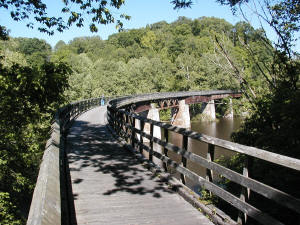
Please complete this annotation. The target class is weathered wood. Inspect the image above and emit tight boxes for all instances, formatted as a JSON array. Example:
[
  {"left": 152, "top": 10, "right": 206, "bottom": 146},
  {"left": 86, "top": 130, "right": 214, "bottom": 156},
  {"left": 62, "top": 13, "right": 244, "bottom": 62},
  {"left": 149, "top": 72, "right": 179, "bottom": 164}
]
[
  {"left": 238, "top": 156, "right": 251, "bottom": 224},
  {"left": 27, "top": 97, "right": 102, "bottom": 225},
  {"left": 163, "top": 129, "right": 169, "bottom": 172},
  {"left": 136, "top": 141, "right": 284, "bottom": 225},
  {"left": 121, "top": 138, "right": 238, "bottom": 225},
  {"left": 131, "top": 117, "right": 136, "bottom": 148},
  {"left": 107, "top": 91, "right": 300, "bottom": 225},
  {"left": 129, "top": 125, "right": 300, "bottom": 215},
  {"left": 181, "top": 135, "right": 188, "bottom": 184},
  {"left": 67, "top": 107, "right": 213, "bottom": 225},
  {"left": 206, "top": 144, "right": 215, "bottom": 197},
  {"left": 125, "top": 114, "right": 129, "bottom": 142},
  {"left": 206, "top": 144, "right": 215, "bottom": 182},
  {"left": 140, "top": 120, "right": 145, "bottom": 154},
  {"left": 149, "top": 123, "right": 154, "bottom": 162},
  {"left": 125, "top": 111, "right": 300, "bottom": 171}
]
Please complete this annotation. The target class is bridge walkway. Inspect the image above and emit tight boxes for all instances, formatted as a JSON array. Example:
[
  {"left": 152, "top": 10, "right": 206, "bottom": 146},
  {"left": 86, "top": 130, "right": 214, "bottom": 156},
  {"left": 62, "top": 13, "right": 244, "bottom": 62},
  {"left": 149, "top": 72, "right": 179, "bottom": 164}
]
[{"left": 66, "top": 106, "right": 213, "bottom": 225}]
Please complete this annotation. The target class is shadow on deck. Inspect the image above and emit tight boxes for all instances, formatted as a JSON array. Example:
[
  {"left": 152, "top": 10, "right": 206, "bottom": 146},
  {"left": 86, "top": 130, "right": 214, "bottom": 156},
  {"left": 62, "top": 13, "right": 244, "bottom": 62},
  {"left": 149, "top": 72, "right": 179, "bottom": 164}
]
[{"left": 65, "top": 107, "right": 213, "bottom": 225}]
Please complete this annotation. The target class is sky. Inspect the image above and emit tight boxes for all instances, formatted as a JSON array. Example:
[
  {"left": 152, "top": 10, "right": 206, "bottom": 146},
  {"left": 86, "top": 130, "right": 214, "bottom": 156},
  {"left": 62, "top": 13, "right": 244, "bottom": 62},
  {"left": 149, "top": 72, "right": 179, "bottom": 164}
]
[{"left": 0, "top": 0, "right": 299, "bottom": 52}]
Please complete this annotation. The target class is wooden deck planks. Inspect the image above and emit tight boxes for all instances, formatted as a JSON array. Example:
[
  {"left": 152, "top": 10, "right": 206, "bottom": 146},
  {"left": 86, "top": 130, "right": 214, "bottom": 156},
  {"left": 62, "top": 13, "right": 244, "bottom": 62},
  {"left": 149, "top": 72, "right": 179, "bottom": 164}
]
[{"left": 66, "top": 106, "right": 213, "bottom": 225}]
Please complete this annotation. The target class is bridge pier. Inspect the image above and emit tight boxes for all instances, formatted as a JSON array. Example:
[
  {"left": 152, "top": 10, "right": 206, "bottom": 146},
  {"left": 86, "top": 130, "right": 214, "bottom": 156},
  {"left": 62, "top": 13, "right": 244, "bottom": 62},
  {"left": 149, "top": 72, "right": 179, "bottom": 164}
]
[
  {"left": 171, "top": 100, "right": 191, "bottom": 129},
  {"left": 201, "top": 100, "right": 216, "bottom": 121}
]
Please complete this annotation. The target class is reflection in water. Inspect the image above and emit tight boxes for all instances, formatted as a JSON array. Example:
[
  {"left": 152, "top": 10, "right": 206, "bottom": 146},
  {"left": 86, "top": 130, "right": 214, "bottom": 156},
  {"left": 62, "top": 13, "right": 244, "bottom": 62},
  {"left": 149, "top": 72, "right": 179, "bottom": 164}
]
[{"left": 167, "top": 117, "right": 242, "bottom": 193}]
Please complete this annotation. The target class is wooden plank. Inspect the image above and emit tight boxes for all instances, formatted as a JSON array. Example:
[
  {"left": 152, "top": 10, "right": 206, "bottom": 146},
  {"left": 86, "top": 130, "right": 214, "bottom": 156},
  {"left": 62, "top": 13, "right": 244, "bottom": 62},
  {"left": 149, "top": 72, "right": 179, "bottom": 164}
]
[
  {"left": 67, "top": 107, "right": 213, "bottom": 225},
  {"left": 149, "top": 123, "right": 154, "bottom": 162},
  {"left": 163, "top": 129, "right": 169, "bottom": 172},
  {"left": 130, "top": 125, "right": 300, "bottom": 214},
  {"left": 27, "top": 98, "right": 102, "bottom": 225},
  {"left": 124, "top": 111, "right": 300, "bottom": 171},
  {"left": 238, "top": 156, "right": 251, "bottom": 224},
  {"left": 131, "top": 117, "right": 136, "bottom": 149},
  {"left": 181, "top": 135, "right": 188, "bottom": 184},
  {"left": 140, "top": 120, "right": 145, "bottom": 154},
  {"left": 206, "top": 144, "right": 215, "bottom": 182},
  {"left": 136, "top": 143, "right": 284, "bottom": 225}
]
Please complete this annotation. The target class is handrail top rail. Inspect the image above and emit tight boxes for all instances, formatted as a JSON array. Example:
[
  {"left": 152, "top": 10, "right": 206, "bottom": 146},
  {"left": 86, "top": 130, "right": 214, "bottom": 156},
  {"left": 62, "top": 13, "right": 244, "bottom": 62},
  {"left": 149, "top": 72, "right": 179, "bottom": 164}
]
[
  {"left": 108, "top": 90, "right": 241, "bottom": 108},
  {"left": 120, "top": 110, "right": 300, "bottom": 171},
  {"left": 27, "top": 97, "right": 102, "bottom": 225},
  {"left": 107, "top": 91, "right": 300, "bottom": 172}
]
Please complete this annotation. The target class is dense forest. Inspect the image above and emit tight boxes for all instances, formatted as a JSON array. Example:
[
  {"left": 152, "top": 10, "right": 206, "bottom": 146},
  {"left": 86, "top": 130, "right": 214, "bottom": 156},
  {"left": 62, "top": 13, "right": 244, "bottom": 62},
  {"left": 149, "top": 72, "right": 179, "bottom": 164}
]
[
  {"left": 1, "top": 14, "right": 299, "bottom": 224},
  {"left": 55, "top": 16, "right": 271, "bottom": 102},
  {"left": 0, "top": 37, "right": 69, "bottom": 223}
]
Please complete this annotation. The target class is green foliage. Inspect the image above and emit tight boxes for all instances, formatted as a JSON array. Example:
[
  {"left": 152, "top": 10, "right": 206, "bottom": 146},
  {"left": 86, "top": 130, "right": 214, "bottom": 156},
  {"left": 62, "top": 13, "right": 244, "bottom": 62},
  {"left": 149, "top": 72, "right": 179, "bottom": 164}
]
[
  {"left": 0, "top": 37, "right": 70, "bottom": 223},
  {"left": 212, "top": 1, "right": 300, "bottom": 223},
  {"left": 232, "top": 83, "right": 300, "bottom": 158},
  {"left": 159, "top": 109, "right": 172, "bottom": 121},
  {"left": 54, "top": 17, "right": 270, "bottom": 104},
  {"left": 0, "top": 0, "right": 131, "bottom": 40},
  {"left": 1, "top": 0, "right": 298, "bottom": 223},
  {"left": 0, "top": 192, "right": 22, "bottom": 225},
  {"left": 0, "top": 15, "right": 287, "bottom": 224},
  {"left": 215, "top": 97, "right": 231, "bottom": 118}
]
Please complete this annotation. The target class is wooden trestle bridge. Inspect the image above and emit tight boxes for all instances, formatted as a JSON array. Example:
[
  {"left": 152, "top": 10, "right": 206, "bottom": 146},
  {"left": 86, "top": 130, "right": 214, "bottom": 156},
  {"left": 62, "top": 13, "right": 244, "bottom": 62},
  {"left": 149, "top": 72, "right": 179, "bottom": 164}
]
[{"left": 27, "top": 91, "right": 300, "bottom": 225}]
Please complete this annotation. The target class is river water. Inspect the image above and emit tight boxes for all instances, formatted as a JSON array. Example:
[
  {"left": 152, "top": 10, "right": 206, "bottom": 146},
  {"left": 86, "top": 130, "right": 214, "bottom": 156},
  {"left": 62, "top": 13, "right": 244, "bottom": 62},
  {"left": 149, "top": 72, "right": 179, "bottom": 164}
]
[{"left": 166, "top": 117, "right": 243, "bottom": 191}]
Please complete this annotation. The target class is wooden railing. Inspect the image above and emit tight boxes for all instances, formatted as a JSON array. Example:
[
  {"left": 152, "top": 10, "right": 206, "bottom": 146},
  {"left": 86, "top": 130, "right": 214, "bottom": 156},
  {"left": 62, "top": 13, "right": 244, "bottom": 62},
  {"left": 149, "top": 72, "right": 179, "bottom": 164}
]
[
  {"left": 27, "top": 98, "right": 102, "bottom": 225},
  {"left": 107, "top": 92, "right": 300, "bottom": 225}
]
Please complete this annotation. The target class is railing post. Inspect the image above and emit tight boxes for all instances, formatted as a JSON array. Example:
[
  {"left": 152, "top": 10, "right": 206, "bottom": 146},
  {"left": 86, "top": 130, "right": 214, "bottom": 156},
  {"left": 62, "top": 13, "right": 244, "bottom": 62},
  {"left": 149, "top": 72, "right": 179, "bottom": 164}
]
[
  {"left": 112, "top": 109, "right": 116, "bottom": 131},
  {"left": 121, "top": 113, "right": 125, "bottom": 138},
  {"left": 139, "top": 120, "right": 145, "bottom": 154},
  {"left": 123, "top": 114, "right": 127, "bottom": 139},
  {"left": 206, "top": 144, "right": 215, "bottom": 191},
  {"left": 149, "top": 123, "right": 154, "bottom": 162},
  {"left": 125, "top": 114, "right": 129, "bottom": 141},
  {"left": 163, "top": 129, "right": 169, "bottom": 172},
  {"left": 181, "top": 135, "right": 188, "bottom": 184},
  {"left": 238, "top": 156, "right": 252, "bottom": 224},
  {"left": 115, "top": 111, "right": 119, "bottom": 135},
  {"left": 115, "top": 110, "right": 119, "bottom": 133},
  {"left": 118, "top": 112, "right": 122, "bottom": 137},
  {"left": 131, "top": 117, "right": 136, "bottom": 149}
]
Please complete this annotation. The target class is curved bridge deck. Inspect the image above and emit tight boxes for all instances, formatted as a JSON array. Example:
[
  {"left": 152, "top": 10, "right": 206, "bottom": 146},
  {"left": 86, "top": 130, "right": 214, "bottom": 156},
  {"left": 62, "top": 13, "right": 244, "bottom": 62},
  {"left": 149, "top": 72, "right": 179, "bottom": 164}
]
[{"left": 66, "top": 106, "right": 213, "bottom": 225}]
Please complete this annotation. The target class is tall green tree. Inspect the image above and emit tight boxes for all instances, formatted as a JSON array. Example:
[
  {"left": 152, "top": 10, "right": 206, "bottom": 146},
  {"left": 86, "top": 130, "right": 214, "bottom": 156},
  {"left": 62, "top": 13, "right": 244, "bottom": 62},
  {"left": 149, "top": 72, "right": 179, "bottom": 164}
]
[
  {"left": 0, "top": 0, "right": 131, "bottom": 40},
  {"left": 0, "top": 37, "right": 70, "bottom": 224}
]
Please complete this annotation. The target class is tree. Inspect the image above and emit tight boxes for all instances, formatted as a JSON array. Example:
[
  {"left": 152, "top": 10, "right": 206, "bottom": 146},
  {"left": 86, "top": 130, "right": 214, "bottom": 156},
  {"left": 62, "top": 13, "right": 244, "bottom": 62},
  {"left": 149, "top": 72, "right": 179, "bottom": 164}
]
[
  {"left": 141, "top": 31, "right": 157, "bottom": 49},
  {"left": 0, "top": 0, "right": 207, "bottom": 41},
  {"left": 169, "top": 1, "right": 299, "bottom": 223},
  {"left": 54, "top": 40, "right": 66, "bottom": 51},
  {"left": 0, "top": 51, "right": 70, "bottom": 223},
  {"left": 0, "top": 0, "right": 131, "bottom": 40},
  {"left": 207, "top": 1, "right": 300, "bottom": 224}
]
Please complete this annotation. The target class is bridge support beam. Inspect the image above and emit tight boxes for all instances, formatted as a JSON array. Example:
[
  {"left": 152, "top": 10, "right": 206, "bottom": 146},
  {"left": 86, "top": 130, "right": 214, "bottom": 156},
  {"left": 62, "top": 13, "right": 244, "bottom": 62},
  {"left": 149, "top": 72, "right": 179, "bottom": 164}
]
[
  {"left": 201, "top": 100, "right": 216, "bottom": 121},
  {"left": 171, "top": 100, "right": 191, "bottom": 129}
]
